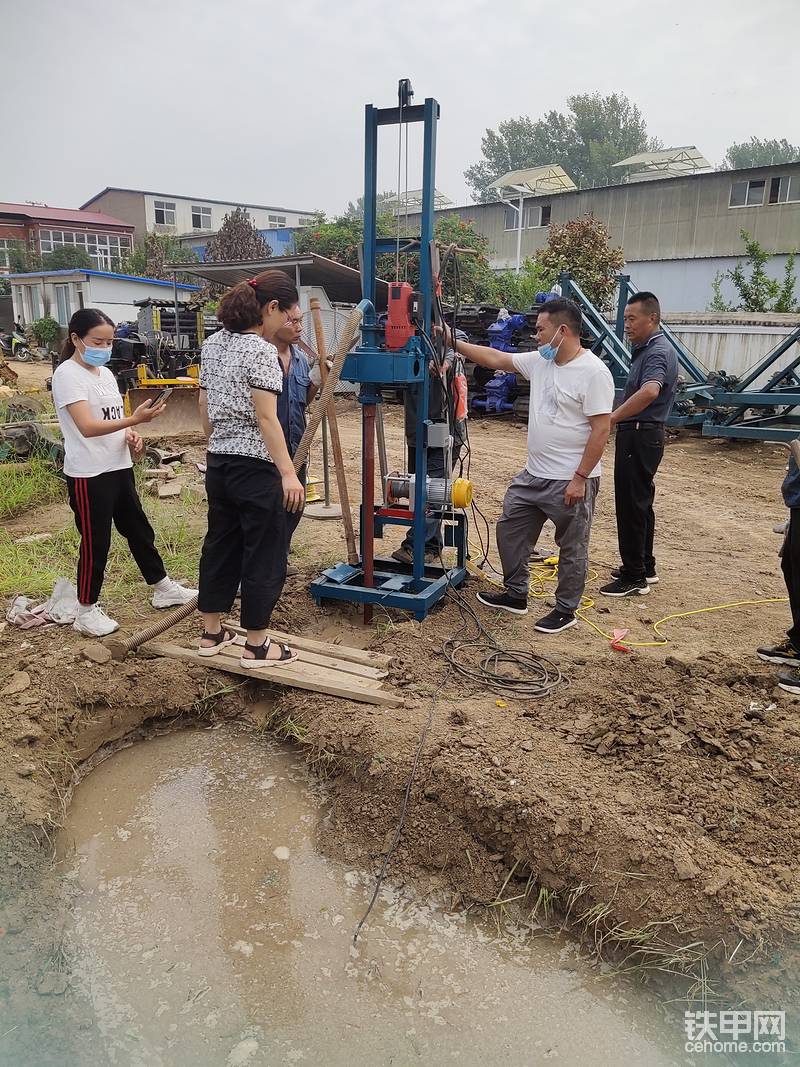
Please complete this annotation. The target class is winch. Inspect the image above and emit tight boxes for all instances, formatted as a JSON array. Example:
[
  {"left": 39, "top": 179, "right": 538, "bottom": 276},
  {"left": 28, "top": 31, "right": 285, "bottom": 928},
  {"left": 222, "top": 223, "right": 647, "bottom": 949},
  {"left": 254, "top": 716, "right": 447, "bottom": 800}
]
[{"left": 385, "top": 473, "right": 473, "bottom": 512}]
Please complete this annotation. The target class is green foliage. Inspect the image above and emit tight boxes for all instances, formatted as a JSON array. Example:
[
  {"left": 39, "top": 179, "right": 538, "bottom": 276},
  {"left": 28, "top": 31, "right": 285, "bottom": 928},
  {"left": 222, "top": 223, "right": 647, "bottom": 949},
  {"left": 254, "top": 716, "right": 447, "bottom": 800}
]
[
  {"left": 204, "top": 207, "right": 272, "bottom": 262},
  {"left": 8, "top": 242, "right": 40, "bottom": 273},
  {"left": 708, "top": 272, "right": 734, "bottom": 312},
  {"left": 537, "top": 214, "right": 625, "bottom": 310},
  {"left": 465, "top": 93, "right": 661, "bottom": 202},
  {"left": 41, "top": 247, "right": 93, "bottom": 270},
  {"left": 30, "top": 315, "right": 61, "bottom": 347},
  {"left": 118, "top": 233, "right": 199, "bottom": 282},
  {"left": 721, "top": 138, "right": 800, "bottom": 170},
  {"left": 713, "top": 230, "right": 799, "bottom": 313},
  {"left": 343, "top": 191, "right": 397, "bottom": 220},
  {"left": 294, "top": 212, "right": 395, "bottom": 270},
  {"left": 429, "top": 215, "right": 497, "bottom": 303},
  {"left": 0, "top": 456, "right": 63, "bottom": 521},
  {"left": 493, "top": 258, "right": 549, "bottom": 310},
  {"left": 296, "top": 212, "right": 497, "bottom": 303}
]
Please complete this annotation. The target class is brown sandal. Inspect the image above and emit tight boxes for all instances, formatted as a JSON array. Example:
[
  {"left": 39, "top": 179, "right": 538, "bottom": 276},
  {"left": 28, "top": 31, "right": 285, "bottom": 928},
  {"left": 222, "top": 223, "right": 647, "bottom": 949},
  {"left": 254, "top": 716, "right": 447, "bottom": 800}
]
[
  {"left": 198, "top": 627, "right": 237, "bottom": 657},
  {"left": 239, "top": 637, "right": 298, "bottom": 669}
]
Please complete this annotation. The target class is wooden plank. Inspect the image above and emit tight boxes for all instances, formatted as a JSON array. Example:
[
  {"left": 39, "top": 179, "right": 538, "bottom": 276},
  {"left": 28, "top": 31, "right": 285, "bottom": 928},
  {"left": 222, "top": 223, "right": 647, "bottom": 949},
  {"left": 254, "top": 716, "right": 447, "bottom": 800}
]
[
  {"left": 148, "top": 642, "right": 404, "bottom": 707},
  {"left": 221, "top": 621, "right": 392, "bottom": 669},
  {"left": 217, "top": 636, "right": 388, "bottom": 681}
]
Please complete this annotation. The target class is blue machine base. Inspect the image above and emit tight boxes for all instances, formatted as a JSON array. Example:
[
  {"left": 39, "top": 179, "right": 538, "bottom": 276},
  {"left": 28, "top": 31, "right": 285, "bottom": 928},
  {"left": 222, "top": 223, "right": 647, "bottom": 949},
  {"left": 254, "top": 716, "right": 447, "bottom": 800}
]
[{"left": 309, "top": 559, "right": 467, "bottom": 621}]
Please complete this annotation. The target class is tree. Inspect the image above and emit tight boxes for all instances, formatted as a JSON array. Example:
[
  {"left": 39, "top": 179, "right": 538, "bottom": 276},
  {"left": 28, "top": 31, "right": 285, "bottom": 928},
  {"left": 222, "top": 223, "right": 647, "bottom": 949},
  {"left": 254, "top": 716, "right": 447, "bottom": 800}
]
[
  {"left": 344, "top": 191, "right": 397, "bottom": 220},
  {"left": 30, "top": 316, "right": 61, "bottom": 348},
  {"left": 464, "top": 93, "right": 661, "bottom": 202},
  {"left": 204, "top": 207, "right": 272, "bottom": 262},
  {"left": 294, "top": 212, "right": 396, "bottom": 273},
  {"left": 537, "top": 214, "right": 625, "bottom": 310},
  {"left": 41, "top": 247, "right": 93, "bottom": 270},
  {"left": 493, "top": 258, "right": 549, "bottom": 311},
  {"left": 708, "top": 229, "right": 798, "bottom": 313},
  {"left": 118, "top": 233, "right": 198, "bottom": 282},
  {"left": 721, "top": 138, "right": 800, "bottom": 170}
]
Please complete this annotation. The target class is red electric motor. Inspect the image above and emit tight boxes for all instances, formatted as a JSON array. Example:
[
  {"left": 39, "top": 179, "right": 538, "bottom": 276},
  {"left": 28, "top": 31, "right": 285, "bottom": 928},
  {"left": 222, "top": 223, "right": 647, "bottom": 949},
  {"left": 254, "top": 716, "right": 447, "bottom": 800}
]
[{"left": 385, "top": 282, "right": 418, "bottom": 351}]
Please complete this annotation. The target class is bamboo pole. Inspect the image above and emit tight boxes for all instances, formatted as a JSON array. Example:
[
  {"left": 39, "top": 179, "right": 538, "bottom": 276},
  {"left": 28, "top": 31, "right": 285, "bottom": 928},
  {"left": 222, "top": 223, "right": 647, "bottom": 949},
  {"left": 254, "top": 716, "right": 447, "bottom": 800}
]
[{"left": 308, "top": 298, "right": 358, "bottom": 565}]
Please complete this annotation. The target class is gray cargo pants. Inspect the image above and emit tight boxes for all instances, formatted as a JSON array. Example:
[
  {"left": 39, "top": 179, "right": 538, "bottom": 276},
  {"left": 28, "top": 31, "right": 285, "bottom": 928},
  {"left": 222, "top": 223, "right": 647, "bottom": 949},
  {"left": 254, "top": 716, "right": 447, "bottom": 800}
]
[{"left": 496, "top": 470, "right": 599, "bottom": 613}]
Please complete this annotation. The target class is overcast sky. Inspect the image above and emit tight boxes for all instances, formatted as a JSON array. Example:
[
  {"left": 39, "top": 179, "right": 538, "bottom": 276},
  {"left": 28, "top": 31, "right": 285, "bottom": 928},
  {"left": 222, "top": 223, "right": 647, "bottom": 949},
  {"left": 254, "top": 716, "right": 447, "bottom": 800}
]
[{"left": 1, "top": 0, "right": 797, "bottom": 217}]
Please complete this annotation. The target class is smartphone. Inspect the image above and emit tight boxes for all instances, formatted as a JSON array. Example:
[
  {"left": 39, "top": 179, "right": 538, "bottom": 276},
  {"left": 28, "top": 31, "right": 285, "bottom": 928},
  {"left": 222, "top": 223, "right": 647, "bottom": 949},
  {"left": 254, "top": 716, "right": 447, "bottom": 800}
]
[{"left": 147, "top": 387, "right": 173, "bottom": 407}]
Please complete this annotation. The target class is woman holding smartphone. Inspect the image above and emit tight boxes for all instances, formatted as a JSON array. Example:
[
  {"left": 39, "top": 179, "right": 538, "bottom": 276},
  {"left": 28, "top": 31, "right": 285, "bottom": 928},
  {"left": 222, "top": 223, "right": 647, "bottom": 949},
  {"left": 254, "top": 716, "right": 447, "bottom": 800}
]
[
  {"left": 51, "top": 308, "right": 197, "bottom": 637},
  {"left": 197, "top": 270, "right": 304, "bottom": 669}
]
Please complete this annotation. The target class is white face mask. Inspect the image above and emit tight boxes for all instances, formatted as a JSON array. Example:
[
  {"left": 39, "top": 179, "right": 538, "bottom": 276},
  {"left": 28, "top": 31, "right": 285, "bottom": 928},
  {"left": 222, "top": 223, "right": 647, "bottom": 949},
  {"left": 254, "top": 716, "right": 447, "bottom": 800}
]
[{"left": 538, "top": 326, "right": 564, "bottom": 361}]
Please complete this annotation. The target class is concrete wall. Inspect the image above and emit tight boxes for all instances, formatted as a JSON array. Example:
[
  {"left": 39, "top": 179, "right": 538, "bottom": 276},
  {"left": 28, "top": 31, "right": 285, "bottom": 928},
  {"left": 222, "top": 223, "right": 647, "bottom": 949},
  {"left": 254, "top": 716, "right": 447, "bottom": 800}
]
[
  {"left": 624, "top": 255, "right": 795, "bottom": 313},
  {"left": 667, "top": 320, "right": 799, "bottom": 385},
  {"left": 10, "top": 274, "right": 198, "bottom": 327},
  {"left": 82, "top": 190, "right": 148, "bottom": 242},
  {"left": 87, "top": 275, "right": 197, "bottom": 323}
]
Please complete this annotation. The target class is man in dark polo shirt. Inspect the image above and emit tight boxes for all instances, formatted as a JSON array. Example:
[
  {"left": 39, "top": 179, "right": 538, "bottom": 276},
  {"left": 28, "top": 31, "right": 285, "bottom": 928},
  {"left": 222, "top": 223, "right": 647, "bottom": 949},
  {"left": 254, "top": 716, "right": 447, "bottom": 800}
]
[{"left": 600, "top": 291, "right": 678, "bottom": 597}]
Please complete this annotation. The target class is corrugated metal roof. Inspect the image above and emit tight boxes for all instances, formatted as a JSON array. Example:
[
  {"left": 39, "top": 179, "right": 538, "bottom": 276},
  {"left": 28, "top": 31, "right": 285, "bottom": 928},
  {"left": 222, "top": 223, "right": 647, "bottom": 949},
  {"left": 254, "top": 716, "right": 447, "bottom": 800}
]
[
  {"left": 0, "top": 202, "right": 134, "bottom": 229},
  {"left": 169, "top": 254, "right": 388, "bottom": 307}
]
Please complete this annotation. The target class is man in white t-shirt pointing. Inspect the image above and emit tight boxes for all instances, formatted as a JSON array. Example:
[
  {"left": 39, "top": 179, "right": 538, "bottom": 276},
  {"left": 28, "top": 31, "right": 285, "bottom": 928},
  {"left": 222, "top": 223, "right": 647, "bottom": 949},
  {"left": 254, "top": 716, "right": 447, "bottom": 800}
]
[{"left": 447, "top": 299, "right": 614, "bottom": 634}]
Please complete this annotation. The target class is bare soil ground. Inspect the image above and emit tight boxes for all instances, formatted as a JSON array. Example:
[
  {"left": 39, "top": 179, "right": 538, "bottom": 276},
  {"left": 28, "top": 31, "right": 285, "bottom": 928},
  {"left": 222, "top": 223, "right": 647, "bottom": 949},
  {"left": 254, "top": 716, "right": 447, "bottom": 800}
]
[{"left": 2, "top": 367, "right": 799, "bottom": 1058}]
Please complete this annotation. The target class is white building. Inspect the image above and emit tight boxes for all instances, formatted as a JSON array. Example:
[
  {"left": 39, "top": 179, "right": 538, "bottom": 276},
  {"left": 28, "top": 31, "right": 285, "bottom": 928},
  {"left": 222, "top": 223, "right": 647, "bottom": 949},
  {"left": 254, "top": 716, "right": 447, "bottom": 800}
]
[
  {"left": 79, "top": 187, "right": 317, "bottom": 243},
  {"left": 8, "top": 269, "right": 200, "bottom": 328}
]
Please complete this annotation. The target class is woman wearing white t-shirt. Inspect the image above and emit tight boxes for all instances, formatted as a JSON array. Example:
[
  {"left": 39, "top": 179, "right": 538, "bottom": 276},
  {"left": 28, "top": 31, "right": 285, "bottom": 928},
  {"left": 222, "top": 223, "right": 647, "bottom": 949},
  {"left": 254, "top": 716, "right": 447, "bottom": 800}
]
[{"left": 51, "top": 309, "right": 196, "bottom": 637}]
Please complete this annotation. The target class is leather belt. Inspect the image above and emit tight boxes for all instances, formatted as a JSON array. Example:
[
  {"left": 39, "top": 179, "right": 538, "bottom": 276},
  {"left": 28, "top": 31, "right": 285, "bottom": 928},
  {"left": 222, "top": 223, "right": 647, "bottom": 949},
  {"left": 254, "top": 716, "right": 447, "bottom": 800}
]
[{"left": 617, "top": 420, "right": 665, "bottom": 431}]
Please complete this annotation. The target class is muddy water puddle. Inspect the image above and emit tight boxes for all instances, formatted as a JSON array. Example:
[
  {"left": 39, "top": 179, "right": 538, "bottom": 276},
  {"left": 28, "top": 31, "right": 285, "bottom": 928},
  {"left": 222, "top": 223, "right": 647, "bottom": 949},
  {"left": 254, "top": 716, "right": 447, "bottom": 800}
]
[{"left": 56, "top": 726, "right": 702, "bottom": 1066}]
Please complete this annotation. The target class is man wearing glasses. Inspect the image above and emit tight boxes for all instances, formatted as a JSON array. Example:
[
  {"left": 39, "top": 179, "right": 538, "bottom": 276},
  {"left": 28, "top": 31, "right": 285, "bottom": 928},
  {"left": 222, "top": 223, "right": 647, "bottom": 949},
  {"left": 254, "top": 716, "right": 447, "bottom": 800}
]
[{"left": 272, "top": 306, "right": 318, "bottom": 568}]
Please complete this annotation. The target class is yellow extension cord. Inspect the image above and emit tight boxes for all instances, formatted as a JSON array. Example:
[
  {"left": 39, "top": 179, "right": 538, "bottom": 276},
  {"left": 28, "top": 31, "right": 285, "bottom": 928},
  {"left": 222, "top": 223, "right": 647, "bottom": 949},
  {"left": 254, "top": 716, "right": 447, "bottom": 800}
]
[{"left": 466, "top": 554, "right": 788, "bottom": 652}]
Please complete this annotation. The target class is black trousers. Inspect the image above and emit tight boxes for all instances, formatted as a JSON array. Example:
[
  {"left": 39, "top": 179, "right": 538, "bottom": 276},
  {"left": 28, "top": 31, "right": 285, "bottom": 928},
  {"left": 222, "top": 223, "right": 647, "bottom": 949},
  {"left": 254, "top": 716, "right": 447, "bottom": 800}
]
[
  {"left": 782, "top": 509, "right": 800, "bottom": 648},
  {"left": 614, "top": 426, "right": 665, "bottom": 581},
  {"left": 198, "top": 454, "right": 288, "bottom": 630},
  {"left": 66, "top": 468, "right": 166, "bottom": 606}
]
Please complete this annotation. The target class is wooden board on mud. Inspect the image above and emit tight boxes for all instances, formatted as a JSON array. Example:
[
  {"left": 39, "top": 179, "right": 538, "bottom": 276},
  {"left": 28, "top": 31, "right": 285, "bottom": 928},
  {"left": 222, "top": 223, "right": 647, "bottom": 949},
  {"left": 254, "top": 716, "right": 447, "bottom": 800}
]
[{"left": 147, "top": 628, "right": 402, "bottom": 708}]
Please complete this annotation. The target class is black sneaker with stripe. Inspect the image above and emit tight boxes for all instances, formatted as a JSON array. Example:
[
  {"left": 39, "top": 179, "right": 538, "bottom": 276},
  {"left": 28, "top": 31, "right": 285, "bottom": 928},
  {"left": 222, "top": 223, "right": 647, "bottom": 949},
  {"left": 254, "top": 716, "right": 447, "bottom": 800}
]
[{"left": 757, "top": 639, "right": 800, "bottom": 667}]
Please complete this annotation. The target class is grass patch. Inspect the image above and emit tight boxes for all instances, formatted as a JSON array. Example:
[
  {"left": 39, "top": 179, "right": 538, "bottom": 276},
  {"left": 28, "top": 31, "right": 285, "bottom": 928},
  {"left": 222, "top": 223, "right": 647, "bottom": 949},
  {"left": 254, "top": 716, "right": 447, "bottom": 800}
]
[
  {"left": 0, "top": 490, "right": 206, "bottom": 602},
  {"left": 0, "top": 458, "right": 64, "bottom": 520}
]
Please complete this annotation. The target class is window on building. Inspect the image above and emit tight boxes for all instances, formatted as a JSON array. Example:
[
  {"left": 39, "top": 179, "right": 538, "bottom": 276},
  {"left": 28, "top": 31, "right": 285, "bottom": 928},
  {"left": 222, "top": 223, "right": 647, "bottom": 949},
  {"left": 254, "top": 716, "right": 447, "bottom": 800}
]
[
  {"left": 524, "top": 204, "right": 552, "bottom": 228},
  {"left": 769, "top": 175, "right": 800, "bottom": 205},
  {"left": 0, "top": 238, "right": 23, "bottom": 268},
  {"left": 154, "top": 200, "right": 176, "bottom": 226},
  {"left": 27, "top": 286, "right": 42, "bottom": 321},
  {"left": 191, "top": 205, "right": 212, "bottom": 230},
  {"left": 54, "top": 284, "right": 71, "bottom": 326},
  {"left": 14, "top": 287, "right": 25, "bottom": 321},
  {"left": 503, "top": 205, "right": 520, "bottom": 231},
  {"left": 729, "top": 179, "right": 766, "bottom": 208},
  {"left": 297, "top": 216, "right": 315, "bottom": 226},
  {"left": 37, "top": 229, "right": 131, "bottom": 269},
  {"left": 268, "top": 214, "right": 287, "bottom": 228}
]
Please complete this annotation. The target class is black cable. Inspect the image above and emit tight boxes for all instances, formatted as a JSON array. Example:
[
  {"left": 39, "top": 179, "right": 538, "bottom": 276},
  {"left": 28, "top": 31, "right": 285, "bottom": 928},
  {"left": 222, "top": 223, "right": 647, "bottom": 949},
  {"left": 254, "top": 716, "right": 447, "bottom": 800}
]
[
  {"left": 434, "top": 542, "right": 565, "bottom": 699},
  {"left": 352, "top": 681, "right": 438, "bottom": 945}
]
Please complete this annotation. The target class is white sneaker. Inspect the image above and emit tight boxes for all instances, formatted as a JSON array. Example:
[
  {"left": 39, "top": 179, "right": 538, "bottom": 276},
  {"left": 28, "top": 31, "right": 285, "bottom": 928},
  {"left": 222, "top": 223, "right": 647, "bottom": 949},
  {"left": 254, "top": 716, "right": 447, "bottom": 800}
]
[
  {"left": 73, "top": 606, "right": 119, "bottom": 637},
  {"left": 151, "top": 578, "right": 198, "bottom": 609}
]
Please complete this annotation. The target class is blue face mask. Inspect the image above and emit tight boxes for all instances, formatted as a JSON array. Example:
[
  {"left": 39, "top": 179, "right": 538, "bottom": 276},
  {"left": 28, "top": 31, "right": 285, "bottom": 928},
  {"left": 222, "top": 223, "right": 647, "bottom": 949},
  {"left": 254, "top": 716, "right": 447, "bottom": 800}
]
[
  {"left": 538, "top": 327, "right": 563, "bottom": 362},
  {"left": 79, "top": 343, "right": 111, "bottom": 367}
]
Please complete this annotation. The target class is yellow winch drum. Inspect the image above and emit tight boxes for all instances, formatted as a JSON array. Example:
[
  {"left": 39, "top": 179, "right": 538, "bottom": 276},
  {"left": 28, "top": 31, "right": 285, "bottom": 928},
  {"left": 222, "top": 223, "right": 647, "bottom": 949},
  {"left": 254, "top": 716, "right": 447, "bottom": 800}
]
[{"left": 385, "top": 473, "right": 473, "bottom": 512}]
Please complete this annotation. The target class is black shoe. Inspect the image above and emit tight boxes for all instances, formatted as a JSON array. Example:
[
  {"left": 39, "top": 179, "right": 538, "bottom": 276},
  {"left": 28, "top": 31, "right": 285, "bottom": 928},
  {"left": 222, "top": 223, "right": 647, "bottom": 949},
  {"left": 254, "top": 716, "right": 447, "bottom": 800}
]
[
  {"left": 757, "top": 639, "right": 800, "bottom": 666},
  {"left": 599, "top": 577, "right": 650, "bottom": 598},
  {"left": 476, "top": 589, "right": 528, "bottom": 616},
  {"left": 534, "top": 608, "right": 577, "bottom": 634},
  {"left": 778, "top": 670, "right": 800, "bottom": 694},
  {"left": 611, "top": 566, "right": 659, "bottom": 584}
]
